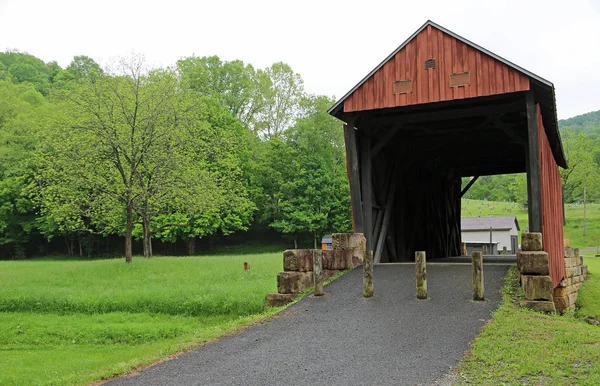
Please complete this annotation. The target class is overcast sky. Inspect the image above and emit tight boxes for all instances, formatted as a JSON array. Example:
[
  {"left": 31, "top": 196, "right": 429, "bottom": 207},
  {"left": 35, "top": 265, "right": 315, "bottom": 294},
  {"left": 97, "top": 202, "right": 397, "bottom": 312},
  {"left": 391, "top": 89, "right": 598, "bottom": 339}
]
[{"left": 1, "top": 0, "right": 599, "bottom": 119}]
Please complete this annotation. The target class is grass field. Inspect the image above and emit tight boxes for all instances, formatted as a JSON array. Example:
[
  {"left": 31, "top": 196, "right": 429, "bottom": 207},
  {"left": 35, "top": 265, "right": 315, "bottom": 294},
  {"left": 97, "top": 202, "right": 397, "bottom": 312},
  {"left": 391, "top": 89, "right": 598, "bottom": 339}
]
[
  {"left": 456, "top": 257, "right": 600, "bottom": 385},
  {"left": 0, "top": 252, "right": 284, "bottom": 385},
  {"left": 462, "top": 198, "right": 600, "bottom": 248}
]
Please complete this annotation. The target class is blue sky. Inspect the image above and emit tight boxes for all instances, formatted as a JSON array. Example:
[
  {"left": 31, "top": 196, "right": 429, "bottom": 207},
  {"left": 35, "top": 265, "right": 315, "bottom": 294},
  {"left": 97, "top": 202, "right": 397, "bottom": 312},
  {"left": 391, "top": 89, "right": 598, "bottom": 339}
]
[{"left": 0, "top": 0, "right": 599, "bottom": 119}]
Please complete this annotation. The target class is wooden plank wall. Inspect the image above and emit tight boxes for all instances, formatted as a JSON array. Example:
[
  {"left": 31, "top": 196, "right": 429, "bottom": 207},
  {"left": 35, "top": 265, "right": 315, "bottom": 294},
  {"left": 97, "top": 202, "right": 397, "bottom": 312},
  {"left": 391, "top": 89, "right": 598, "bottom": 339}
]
[
  {"left": 344, "top": 25, "right": 531, "bottom": 112},
  {"left": 538, "top": 105, "right": 565, "bottom": 287}
]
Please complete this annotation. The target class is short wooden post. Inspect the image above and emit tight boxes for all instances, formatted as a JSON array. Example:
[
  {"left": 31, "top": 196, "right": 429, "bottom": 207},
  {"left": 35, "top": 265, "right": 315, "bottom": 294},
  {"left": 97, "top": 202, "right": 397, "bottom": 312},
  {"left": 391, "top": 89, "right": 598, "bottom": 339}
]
[
  {"left": 415, "top": 251, "right": 427, "bottom": 299},
  {"left": 461, "top": 243, "right": 467, "bottom": 256},
  {"left": 363, "top": 250, "right": 373, "bottom": 298},
  {"left": 243, "top": 262, "right": 250, "bottom": 271},
  {"left": 482, "top": 245, "right": 488, "bottom": 255},
  {"left": 313, "top": 250, "right": 324, "bottom": 296},
  {"left": 472, "top": 251, "right": 484, "bottom": 301}
]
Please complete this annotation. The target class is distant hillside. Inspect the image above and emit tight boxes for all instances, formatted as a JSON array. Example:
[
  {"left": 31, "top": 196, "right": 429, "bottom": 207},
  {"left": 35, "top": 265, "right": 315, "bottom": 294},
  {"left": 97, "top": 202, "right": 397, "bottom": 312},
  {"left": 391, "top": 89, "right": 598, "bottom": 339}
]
[{"left": 559, "top": 109, "right": 600, "bottom": 136}]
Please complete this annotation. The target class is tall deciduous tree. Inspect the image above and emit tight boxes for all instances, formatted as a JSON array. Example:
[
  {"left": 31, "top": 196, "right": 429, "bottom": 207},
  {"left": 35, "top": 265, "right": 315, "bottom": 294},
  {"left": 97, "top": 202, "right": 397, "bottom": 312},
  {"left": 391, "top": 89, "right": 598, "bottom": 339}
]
[{"left": 35, "top": 56, "right": 223, "bottom": 262}]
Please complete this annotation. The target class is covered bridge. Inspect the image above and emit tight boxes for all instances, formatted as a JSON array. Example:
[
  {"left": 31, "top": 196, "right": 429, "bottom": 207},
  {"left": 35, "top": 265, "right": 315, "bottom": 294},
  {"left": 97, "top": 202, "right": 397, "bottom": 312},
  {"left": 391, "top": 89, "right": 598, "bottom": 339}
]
[{"left": 329, "top": 20, "right": 567, "bottom": 287}]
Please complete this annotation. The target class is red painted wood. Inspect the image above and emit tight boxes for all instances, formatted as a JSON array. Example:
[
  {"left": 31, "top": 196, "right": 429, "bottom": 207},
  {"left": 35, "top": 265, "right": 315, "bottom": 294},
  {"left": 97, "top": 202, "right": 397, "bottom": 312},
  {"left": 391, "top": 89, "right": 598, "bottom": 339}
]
[
  {"left": 343, "top": 26, "right": 531, "bottom": 112},
  {"left": 538, "top": 105, "right": 565, "bottom": 288}
]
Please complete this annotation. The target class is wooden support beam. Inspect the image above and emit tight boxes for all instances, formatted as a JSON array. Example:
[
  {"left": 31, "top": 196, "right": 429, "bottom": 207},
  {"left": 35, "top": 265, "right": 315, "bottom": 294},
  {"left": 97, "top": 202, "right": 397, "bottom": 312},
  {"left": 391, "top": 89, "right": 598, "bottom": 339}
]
[
  {"left": 361, "top": 135, "right": 373, "bottom": 250},
  {"left": 460, "top": 175, "right": 480, "bottom": 197},
  {"left": 374, "top": 167, "right": 398, "bottom": 263},
  {"left": 370, "top": 124, "right": 403, "bottom": 158},
  {"left": 344, "top": 122, "right": 364, "bottom": 233},
  {"left": 525, "top": 91, "right": 542, "bottom": 232}
]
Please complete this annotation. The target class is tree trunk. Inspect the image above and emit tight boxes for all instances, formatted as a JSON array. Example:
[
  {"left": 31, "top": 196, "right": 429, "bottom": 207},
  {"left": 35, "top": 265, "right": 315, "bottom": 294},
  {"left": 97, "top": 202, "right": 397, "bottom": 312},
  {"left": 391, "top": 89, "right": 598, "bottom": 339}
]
[
  {"left": 294, "top": 237, "right": 297, "bottom": 249},
  {"left": 187, "top": 238, "right": 196, "bottom": 256},
  {"left": 125, "top": 202, "right": 133, "bottom": 263},
  {"left": 78, "top": 236, "right": 83, "bottom": 257},
  {"left": 143, "top": 213, "right": 152, "bottom": 258},
  {"left": 313, "top": 233, "right": 317, "bottom": 249}
]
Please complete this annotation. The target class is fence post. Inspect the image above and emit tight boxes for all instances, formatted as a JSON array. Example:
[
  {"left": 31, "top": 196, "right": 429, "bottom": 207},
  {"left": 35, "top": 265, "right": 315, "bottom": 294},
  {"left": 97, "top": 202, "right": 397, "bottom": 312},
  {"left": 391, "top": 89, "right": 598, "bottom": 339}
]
[
  {"left": 416, "top": 251, "right": 427, "bottom": 299},
  {"left": 313, "top": 250, "right": 324, "bottom": 296},
  {"left": 363, "top": 250, "right": 373, "bottom": 298},
  {"left": 472, "top": 251, "right": 484, "bottom": 301}
]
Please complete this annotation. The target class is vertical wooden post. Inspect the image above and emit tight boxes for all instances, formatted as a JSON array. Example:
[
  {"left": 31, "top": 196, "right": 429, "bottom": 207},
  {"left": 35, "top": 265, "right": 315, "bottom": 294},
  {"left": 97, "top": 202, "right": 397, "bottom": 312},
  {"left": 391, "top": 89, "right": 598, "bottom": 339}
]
[
  {"left": 415, "top": 251, "right": 427, "bottom": 299},
  {"left": 483, "top": 245, "right": 487, "bottom": 255},
  {"left": 361, "top": 135, "right": 373, "bottom": 250},
  {"left": 472, "top": 251, "right": 484, "bottom": 300},
  {"left": 344, "top": 121, "right": 364, "bottom": 233},
  {"left": 363, "top": 250, "right": 373, "bottom": 298},
  {"left": 525, "top": 91, "right": 542, "bottom": 232},
  {"left": 313, "top": 250, "right": 323, "bottom": 296},
  {"left": 461, "top": 243, "right": 467, "bottom": 256}
]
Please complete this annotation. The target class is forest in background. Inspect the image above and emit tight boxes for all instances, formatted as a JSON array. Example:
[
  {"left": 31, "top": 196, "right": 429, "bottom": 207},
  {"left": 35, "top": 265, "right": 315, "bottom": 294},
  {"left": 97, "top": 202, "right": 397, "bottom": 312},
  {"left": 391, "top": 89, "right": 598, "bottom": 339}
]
[
  {"left": 0, "top": 51, "right": 352, "bottom": 259},
  {"left": 1, "top": 50, "right": 599, "bottom": 259}
]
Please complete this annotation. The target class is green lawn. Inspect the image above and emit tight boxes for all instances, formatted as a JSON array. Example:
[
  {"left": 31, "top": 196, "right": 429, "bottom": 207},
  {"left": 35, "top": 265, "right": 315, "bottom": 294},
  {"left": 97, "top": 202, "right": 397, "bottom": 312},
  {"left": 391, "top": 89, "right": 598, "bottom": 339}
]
[
  {"left": 456, "top": 257, "right": 600, "bottom": 385},
  {"left": 0, "top": 252, "right": 284, "bottom": 385},
  {"left": 462, "top": 198, "right": 600, "bottom": 249}
]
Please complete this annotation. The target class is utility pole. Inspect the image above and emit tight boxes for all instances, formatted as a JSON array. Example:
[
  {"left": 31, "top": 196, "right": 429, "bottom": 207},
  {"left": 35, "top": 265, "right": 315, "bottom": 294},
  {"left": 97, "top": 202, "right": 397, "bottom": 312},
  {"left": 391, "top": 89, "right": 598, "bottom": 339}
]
[{"left": 584, "top": 186, "right": 587, "bottom": 237}]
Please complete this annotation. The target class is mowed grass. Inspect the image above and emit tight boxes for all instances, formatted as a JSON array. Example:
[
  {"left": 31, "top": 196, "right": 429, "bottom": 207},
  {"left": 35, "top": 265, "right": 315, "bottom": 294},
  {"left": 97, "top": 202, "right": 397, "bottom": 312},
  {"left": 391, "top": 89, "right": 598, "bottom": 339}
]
[
  {"left": 462, "top": 198, "right": 600, "bottom": 248},
  {"left": 456, "top": 258, "right": 600, "bottom": 385},
  {"left": 0, "top": 252, "right": 282, "bottom": 385}
]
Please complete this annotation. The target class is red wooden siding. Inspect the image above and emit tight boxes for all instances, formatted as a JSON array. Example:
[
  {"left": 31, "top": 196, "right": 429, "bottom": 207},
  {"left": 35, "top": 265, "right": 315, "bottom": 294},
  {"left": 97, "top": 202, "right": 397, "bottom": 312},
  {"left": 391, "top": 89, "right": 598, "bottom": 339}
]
[
  {"left": 343, "top": 25, "right": 531, "bottom": 112},
  {"left": 538, "top": 105, "right": 565, "bottom": 287}
]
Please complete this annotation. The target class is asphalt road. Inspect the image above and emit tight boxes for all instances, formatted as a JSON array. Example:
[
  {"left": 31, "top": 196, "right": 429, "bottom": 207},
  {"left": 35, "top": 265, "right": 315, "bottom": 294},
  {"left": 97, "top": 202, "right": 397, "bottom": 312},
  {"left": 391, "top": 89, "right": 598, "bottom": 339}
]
[{"left": 106, "top": 263, "right": 509, "bottom": 386}]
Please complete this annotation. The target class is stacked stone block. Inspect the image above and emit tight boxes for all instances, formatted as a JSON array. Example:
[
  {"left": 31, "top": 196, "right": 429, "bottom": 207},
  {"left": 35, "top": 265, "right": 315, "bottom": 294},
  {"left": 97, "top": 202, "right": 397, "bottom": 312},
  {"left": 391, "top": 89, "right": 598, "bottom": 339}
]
[
  {"left": 264, "top": 233, "right": 367, "bottom": 309},
  {"left": 553, "top": 246, "right": 588, "bottom": 312},
  {"left": 518, "top": 232, "right": 556, "bottom": 313}
]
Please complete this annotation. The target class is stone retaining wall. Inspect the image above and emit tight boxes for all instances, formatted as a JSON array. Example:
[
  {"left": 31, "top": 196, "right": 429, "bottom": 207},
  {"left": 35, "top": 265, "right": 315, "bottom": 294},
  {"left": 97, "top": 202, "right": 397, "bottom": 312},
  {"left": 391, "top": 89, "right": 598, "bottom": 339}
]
[
  {"left": 517, "top": 232, "right": 588, "bottom": 313},
  {"left": 553, "top": 246, "right": 588, "bottom": 312},
  {"left": 264, "top": 233, "right": 366, "bottom": 309}
]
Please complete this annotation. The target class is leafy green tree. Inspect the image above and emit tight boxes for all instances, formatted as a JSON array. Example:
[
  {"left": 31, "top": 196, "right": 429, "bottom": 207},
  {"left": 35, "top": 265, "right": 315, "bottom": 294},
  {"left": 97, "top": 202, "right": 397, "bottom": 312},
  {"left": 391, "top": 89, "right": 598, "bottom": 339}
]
[
  {"left": 35, "top": 56, "right": 225, "bottom": 262},
  {"left": 271, "top": 95, "right": 351, "bottom": 247},
  {"left": 0, "top": 81, "right": 46, "bottom": 257}
]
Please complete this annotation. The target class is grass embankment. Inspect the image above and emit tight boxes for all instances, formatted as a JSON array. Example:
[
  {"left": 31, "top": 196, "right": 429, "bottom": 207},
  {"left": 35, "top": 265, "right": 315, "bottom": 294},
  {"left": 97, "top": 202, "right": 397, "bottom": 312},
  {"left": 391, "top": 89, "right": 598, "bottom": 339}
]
[
  {"left": 456, "top": 257, "right": 600, "bottom": 385},
  {"left": 462, "top": 199, "right": 600, "bottom": 248},
  {"left": 0, "top": 252, "right": 282, "bottom": 385}
]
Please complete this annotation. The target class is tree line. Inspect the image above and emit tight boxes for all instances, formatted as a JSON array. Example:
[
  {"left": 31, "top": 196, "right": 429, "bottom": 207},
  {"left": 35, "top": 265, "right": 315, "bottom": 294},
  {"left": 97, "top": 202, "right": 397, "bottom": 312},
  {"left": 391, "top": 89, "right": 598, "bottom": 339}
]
[{"left": 0, "top": 51, "right": 352, "bottom": 260}]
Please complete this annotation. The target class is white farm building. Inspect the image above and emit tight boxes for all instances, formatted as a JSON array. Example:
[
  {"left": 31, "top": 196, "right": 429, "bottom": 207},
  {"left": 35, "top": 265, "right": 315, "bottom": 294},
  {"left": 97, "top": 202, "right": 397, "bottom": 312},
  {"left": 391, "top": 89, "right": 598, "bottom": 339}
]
[{"left": 461, "top": 216, "right": 520, "bottom": 255}]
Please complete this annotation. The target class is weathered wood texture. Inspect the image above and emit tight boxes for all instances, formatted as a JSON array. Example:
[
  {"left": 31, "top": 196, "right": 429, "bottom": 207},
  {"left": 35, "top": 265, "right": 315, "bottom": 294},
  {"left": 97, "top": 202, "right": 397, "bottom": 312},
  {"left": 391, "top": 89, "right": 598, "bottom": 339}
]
[
  {"left": 472, "top": 251, "right": 484, "bottom": 300},
  {"left": 380, "top": 165, "right": 461, "bottom": 261},
  {"left": 526, "top": 92, "right": 542, "bottom": 232},
  {"left": 415, "top": 251, "right": 427, "bottom": 299},
  {"left": 343, "top": 25, "right": 530, "bottom": 113},
  {"left": 363, "top": 250, "right": 373, "bottom": 298},
  {"left": 313, "top": 250, "right": 324, "bottom": 296},
  {"left": 343, "top": 123, "right": 364, "bottom": 233},
  {"left": 537, "top": 105, "right": 565, "bottom": 287}
]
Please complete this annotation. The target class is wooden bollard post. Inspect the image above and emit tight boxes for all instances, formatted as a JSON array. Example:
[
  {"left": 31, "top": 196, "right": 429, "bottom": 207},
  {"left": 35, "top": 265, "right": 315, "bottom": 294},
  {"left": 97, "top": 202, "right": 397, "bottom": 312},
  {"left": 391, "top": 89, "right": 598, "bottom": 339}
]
[
  {"left": 461, "top": 243, "right": 467, "bottom": 256},
  {"left": 472, "top": 251, "right": 484, "bottom": 301},
  {"left": 415, "top": 251, "right": 427, "bottom": 299},
  {"left": 243, "top": 262, "right": 250, "bottom": 271},
  {"left": 313, "top": 250, "right": 324, "bottom": 296},
  {"left": 363, "top": 250, "right": 373, "bottom": 298},
  {"left": 482, "top": 245, "right": 488, "bottom": 255}
]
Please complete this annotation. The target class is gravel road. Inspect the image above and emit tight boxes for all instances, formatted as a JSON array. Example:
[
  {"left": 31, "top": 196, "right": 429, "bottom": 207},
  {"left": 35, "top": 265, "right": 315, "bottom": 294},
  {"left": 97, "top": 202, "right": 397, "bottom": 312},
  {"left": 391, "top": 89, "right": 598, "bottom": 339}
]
[{"left": 107, "top": 263, "right": 509, "bottom": 386}]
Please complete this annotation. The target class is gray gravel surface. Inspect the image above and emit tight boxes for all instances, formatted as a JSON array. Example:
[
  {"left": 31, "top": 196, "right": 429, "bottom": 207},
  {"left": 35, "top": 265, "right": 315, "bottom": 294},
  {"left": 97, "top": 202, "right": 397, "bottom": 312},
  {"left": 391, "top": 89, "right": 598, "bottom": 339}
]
[{"left": 106, "top": 264, "right": 509, "bottom": 386}]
